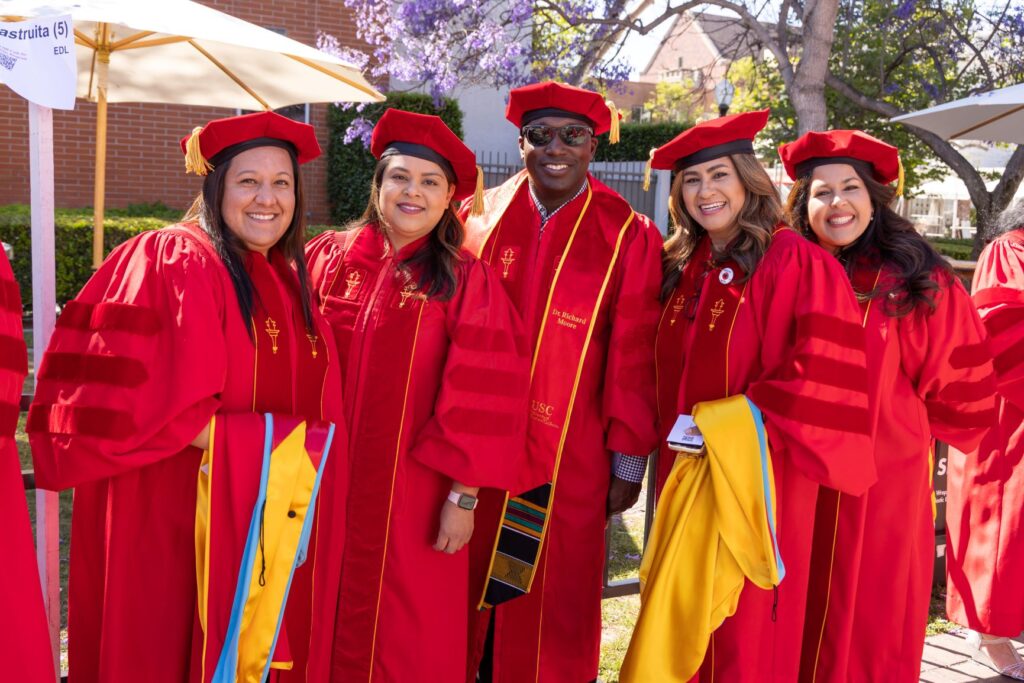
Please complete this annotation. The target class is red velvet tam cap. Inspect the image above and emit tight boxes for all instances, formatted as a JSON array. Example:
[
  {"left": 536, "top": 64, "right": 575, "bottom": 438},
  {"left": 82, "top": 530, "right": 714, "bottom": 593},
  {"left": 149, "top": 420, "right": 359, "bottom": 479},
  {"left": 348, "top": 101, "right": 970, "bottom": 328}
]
[
  {"left": 778, "top": 129, "right": 902, "bottom": 189},
  {"left": 650, "top": 109, "right": 770, "bottom": 172},
  {"left": 179, "top": 110, "right": 320, "bottom": 176},
  {"left": 506, "top": 81, "right": 621, "bottom": 141},
  {"left": 370, "top": 109, "right": 482, "bottom": 205}
]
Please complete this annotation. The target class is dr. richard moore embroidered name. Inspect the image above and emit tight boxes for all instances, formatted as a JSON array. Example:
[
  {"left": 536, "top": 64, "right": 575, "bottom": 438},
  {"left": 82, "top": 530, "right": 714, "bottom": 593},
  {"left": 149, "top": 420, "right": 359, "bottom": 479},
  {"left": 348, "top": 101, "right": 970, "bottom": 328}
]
[{"left": 552, "top": 309, "right": 587, "bottom": 330}]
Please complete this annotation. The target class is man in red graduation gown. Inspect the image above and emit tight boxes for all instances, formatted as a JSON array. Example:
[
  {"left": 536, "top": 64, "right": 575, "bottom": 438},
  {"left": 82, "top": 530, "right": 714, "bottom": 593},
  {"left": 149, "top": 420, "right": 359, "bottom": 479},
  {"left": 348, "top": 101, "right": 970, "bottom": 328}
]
[
  {"left": 947, "top": 203, "right": 1024, "bottom": 676},
  {"left": 460, "top": 81, "right": 664, "bottom": 683},
  {"left": 0, "top": 248, "right": 56, "bottom": 683}
]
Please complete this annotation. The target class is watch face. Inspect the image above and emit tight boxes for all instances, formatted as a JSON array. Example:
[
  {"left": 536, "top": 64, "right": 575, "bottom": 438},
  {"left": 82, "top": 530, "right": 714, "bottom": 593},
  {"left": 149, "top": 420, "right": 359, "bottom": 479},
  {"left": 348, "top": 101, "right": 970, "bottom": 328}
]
[{"left": 457, "top": 495, "right": 477, "bottom": 510}]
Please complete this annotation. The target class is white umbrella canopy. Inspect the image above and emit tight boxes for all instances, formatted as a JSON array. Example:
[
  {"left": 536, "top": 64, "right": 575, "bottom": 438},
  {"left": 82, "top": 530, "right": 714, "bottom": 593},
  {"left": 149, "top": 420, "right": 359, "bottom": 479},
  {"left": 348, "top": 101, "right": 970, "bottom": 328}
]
[
  {"left": 1, "top": 0, "right": 384, "bottom": 265},
  {"left": 891, "top": 82, "right": 1024, "bottom": 144}
]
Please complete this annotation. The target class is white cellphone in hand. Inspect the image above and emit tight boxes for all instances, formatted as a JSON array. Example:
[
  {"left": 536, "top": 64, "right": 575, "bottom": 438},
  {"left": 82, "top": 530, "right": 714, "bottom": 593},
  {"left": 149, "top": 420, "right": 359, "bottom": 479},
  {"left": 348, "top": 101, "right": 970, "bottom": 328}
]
[{"left": 667, "top": 414, "right": 704, "bottom": 453}]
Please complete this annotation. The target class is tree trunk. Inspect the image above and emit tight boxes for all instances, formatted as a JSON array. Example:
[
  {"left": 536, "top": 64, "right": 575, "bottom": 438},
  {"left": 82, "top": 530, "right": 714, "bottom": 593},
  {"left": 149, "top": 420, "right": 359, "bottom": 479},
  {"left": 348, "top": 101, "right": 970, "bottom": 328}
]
[{"left": 789, "top": 0, "right": 839, "bottom": 133}]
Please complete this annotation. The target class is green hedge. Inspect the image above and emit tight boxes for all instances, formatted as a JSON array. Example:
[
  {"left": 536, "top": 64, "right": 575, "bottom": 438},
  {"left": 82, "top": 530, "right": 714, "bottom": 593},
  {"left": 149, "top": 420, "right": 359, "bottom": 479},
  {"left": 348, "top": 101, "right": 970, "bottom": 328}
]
[
  {"left": 0, "top": 204, "right": 177, "bottom": 307},
  {"left": 928, "top": 238, "right": 974, "bottom": 261},
  {"left": 594, "top": 121, "right": 692, "bottom": 162},
  {"left": 327, "top": 93, "right": 465, "bottom": 225}
]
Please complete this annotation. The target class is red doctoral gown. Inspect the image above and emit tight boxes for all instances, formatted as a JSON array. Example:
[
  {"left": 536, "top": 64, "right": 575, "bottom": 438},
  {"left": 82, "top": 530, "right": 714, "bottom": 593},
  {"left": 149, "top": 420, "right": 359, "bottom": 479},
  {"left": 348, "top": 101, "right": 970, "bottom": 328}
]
[
  {"left": 947, "top": 228, "right": 1024, "bottom": 636},
  {"left": 654, "top": 228, "right": 875, "bottom": 683},
  {"left": 459, "top": 171, "right": 663, "bottom": 683},
  {"left": 28, "top": 223, "right": 347, "bottom": 683},
  {"left": 800, "top": 262, "right": 996, "bottom": 683},
  {"left": 306, "top": 226, "right": 530, "bottom": 683},
  {"left": 0, "top": 250, "right": 55, "bottom": 682}
]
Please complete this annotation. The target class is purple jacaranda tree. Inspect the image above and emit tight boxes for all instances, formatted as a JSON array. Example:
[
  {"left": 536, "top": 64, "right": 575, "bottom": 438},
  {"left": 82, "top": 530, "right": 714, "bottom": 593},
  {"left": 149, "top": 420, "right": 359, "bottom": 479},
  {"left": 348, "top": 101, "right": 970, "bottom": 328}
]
[{"left": 322, "top": 0, "right": 1023, "bottom": 246}]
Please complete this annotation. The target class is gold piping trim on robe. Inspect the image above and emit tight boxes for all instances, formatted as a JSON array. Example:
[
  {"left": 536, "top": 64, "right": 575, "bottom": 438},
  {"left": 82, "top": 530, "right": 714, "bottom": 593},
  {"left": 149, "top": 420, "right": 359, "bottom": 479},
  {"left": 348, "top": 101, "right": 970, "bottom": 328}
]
[
  {"left": 367, "top": 303, "right": 426, "bottom": 680},
  {"left": 523, "top": 209, "right": 635, "bottom": 681},
  {"left": 723, "top": 282, "right": 749, "bottom": 395},
  {"left": 809, "top": 265, "right": 882, "bottom": 680},
  {"left": 197, "top": 415, "right": 217, "bottom": 674},
  {"left": 810, "top": 493, "right": 842, "bottom": 682},
  {"left": 474, "top": 175, "right": 530, "bottom": 261},
  {"left": 529, "top": 188, "right": 595, "bottom": 380}
]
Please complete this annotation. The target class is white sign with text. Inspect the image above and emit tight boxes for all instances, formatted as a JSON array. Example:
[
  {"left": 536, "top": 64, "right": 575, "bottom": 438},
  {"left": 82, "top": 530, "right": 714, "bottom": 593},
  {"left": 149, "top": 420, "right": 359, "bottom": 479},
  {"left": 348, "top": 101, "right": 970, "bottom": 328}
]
[{"left": 0, "top": 14, "right": 76, "bottom": 109}]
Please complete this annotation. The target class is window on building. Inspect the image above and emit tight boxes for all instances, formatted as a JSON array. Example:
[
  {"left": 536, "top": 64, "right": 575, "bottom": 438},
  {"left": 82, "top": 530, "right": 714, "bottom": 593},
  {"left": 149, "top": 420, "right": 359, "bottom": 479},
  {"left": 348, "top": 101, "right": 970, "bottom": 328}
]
[
  {"left": 692, "top": 69, "right": 704, "bottom": 87},
  {"left": 677, "top": 57, "right": 683, "bottom": 68},
  {"left": 631, "top": 105, "right": 643, "bottom": 122}
]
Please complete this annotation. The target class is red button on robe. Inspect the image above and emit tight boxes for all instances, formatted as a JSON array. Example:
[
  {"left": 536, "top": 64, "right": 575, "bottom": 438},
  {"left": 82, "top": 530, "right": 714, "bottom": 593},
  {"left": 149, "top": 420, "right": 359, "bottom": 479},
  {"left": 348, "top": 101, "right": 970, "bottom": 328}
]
[
  {"left": 459, "top": 172, "right": 663, "bottom": 683},
  {"left": 801, "top": 263, "right": 996, "bottom": 683},
  {"left": 654, "top": 228, "right": 875, "bottom": 683},
  {"left": 306, "top": 226, "right": 530, "bottom": 683},
  {"left": 947, "top": 229, "right": 1024, "bottom": 636},
  {"left": 0, "top": 249, "right": 55, "bottom": 683},
  {"left": 27, "top": 223, "right": 346, "bottom": 683}
]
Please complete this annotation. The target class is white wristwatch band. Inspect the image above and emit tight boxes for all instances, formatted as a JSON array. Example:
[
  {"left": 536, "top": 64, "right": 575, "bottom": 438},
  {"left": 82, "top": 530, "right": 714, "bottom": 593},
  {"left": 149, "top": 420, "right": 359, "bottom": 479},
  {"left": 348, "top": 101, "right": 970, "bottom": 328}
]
[{"left": 447, "top": 490, "right": 478, "bottom": 510}]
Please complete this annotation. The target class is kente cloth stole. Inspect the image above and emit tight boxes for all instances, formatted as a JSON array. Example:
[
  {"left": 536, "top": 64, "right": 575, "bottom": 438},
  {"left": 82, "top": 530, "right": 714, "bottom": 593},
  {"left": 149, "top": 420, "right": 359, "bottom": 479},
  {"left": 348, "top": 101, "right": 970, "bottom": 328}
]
[
  {"left": 678, "top": 254, "right": 748, "bottom": 409},
  {"left": 196, "top": 413, "right": 335, "bottom": 683},
  {"left": 472, "top": 178, "right": 636, "bottom": 609}
]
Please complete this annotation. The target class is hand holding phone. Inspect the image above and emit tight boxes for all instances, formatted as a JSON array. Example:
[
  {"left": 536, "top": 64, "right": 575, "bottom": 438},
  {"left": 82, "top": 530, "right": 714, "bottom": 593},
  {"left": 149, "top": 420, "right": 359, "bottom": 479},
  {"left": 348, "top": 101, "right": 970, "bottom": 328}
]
[{"left": 667, "top": 414, "right": 705, "bottom": 454}]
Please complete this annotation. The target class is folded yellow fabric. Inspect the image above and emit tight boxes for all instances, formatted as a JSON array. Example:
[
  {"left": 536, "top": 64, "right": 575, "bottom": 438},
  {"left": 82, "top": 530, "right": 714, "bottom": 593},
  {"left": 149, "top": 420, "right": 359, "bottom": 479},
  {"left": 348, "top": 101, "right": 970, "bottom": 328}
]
[{"left": 620, "top": 395, "right": 784, "bottom": 682}]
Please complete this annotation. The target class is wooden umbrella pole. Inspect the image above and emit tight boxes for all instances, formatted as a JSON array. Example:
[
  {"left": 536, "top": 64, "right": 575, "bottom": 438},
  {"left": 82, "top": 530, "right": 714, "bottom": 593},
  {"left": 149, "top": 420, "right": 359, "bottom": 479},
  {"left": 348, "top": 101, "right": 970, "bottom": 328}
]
[{"left": 92, "top": 24, "right": 110, "bottom": 270}]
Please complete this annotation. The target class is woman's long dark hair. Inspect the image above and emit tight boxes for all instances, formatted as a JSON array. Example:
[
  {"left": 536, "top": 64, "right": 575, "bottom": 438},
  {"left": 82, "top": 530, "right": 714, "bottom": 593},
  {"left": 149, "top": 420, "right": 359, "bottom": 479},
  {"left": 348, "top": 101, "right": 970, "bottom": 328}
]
[
  {"left": 182, "top": 145, "right": 314, "bottom": 339},
  {"left": 661, "top": 153, "right": 781, "bottom": 301},
  {"left": 346, "top": 152, "right": 464, "bottom": 301},
  {"left": 786, "top": 162, "right": 952, "bottom": 317}
]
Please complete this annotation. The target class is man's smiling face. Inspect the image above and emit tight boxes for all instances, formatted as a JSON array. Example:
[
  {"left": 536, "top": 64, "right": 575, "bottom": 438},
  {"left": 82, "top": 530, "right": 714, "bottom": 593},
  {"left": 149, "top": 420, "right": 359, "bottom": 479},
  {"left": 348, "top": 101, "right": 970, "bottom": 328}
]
[{"left": 519, "top": 115, "right": 598, "bottom": 211}]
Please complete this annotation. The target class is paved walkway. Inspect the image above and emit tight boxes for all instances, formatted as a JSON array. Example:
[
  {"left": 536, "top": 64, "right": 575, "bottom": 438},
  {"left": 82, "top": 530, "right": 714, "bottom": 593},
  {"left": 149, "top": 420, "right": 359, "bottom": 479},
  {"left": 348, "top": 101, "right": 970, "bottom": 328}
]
[{"left": 922, "top": 630, "right": 1024, "bottom": 682}]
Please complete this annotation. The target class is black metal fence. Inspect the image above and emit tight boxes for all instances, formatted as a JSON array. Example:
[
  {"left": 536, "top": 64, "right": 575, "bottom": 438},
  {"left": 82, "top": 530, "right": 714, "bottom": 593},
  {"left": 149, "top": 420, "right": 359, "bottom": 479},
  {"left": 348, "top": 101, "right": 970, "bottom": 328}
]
[{"left": 476, "top": 153, "right": 659, "bottom": 227}]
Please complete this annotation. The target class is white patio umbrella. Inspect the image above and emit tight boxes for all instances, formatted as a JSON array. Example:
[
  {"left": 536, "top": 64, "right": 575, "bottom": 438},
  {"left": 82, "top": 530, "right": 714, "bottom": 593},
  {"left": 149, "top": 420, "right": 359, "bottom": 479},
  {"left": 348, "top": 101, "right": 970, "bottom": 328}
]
[
  {"left": 1, "top": 0, "right": 384, "bottom": 267},
  {"left": 891, "top": 82, "right": 1024, "bottom": 144}
]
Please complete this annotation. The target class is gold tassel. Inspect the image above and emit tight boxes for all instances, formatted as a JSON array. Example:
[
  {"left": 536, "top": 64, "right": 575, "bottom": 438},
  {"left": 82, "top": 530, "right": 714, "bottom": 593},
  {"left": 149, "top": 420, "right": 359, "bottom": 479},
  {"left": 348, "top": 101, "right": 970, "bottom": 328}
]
[
  {"left": 895, "top": 155, "right": 905, "bottom": 197},
  {"left": 605, "top": 99, "right": 621, "bottom": 144},
  {"left": 643, "top": 147, "right": 656, "bottom": 192},
  {"left": 471, "top": 165, "right": 485, "bottom": 216},
  {"left": 184, "top": 126, "right": 213, "bottom": 176}
]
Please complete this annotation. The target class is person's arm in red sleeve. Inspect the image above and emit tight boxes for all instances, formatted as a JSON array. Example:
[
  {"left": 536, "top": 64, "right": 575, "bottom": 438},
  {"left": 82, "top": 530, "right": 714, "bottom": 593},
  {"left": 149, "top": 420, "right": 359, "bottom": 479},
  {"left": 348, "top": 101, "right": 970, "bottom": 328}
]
[
  {"left": 973, "top": 235, "right": 1024, "bottom": 409},
  {"left": 305, "top": 230, "right": 348, "bottom": 306},
  {"left": 745, "top": 237, "right": 876, "bottom": 496},
  {"left": 410, "top": 258, "right": 531, "bottom": 491},
  {"left": 27, "top": 229, "right": 227, "bottom": 490},
  {"left": 899, "top": 271, "right": 997, "bottom": 452},
  {"left": 603, "top": 217, "right": 664, "bottom": 514}
]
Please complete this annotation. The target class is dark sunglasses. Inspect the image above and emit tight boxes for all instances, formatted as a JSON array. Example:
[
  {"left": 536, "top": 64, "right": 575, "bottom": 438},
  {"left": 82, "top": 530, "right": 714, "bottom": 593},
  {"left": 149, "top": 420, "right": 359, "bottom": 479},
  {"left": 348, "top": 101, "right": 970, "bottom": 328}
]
[{"left": 521, "top": 124, "right": 594, "bottom": 147}]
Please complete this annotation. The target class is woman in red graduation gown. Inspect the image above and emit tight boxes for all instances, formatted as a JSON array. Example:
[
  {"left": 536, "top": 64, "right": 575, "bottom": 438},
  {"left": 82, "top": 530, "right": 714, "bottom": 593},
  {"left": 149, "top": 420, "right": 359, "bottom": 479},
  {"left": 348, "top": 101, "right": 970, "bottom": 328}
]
[
  {"left": 644, "top": 110, "right": 876, "bottom": 683},
  {"left": 779, "top": 130, "right": 997, "bottom": 683},
  {"left": 0, "top": 248, "right": 55, "bottom": 683},
  {"left": 306, "top": 109, "right": 529, "bottom": 683},
  {"left": 28, "top": 111, "right": 347, "bottom": 683},
  {"left": 946, "top": 202, "right": 1024, "bottom": 679}
]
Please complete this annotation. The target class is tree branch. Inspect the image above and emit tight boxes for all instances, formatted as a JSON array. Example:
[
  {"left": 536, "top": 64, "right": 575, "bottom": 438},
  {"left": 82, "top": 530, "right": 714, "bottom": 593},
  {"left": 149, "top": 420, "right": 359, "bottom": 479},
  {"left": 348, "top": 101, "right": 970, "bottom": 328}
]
[
  {"left": 536, "top": 0, "right": 797, "bottom": 91},
  {"left": 992, "top": 145, "right": 1024, "bottom": 211},
  {"left": 825, "top": 73, "right": 989, "bottom": 206}
]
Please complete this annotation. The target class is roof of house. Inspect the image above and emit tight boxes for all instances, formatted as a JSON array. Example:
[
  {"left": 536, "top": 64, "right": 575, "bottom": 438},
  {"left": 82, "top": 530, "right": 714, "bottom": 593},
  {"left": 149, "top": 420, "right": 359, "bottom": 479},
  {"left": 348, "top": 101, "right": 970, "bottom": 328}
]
[{"left": 641, "top": 11, "right": 771, "bottom": 76}]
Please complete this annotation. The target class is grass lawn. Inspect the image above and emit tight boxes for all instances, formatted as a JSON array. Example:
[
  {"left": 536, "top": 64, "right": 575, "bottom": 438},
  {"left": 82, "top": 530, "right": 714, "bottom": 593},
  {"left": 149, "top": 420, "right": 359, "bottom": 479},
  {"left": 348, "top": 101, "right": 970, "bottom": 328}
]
[
  {"left": 600, "top": 495, "right": 647, "bottom": 682},
  {"left": 18, "top": 413, "right": 72, "bottom": 676}
]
